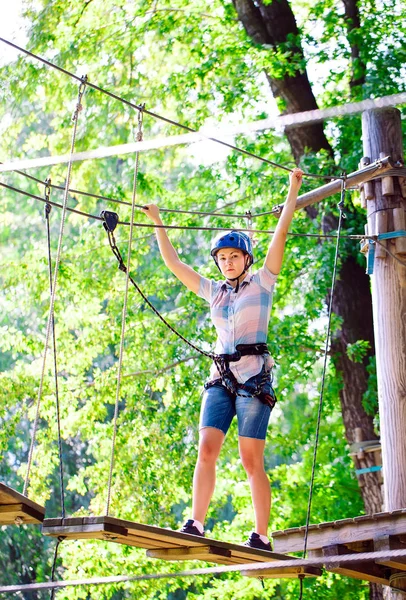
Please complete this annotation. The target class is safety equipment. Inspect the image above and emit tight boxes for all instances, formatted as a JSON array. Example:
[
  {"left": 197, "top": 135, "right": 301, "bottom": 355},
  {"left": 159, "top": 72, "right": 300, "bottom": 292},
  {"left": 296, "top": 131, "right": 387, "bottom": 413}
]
[
  {"left": 210, "top": 231, "right": 254, "bottom": 291},
  {"left": 210, "top": 231, "right": 254, "bottom": 267}
]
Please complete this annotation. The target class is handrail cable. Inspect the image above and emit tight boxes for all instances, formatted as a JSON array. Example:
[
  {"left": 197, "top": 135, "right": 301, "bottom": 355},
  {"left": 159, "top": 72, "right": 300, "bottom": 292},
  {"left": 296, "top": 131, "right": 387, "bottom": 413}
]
[
  {"left": 3, "top": 546, "right": 406, "bottom": 595},
  {"left": 0, "top": 180, "right": 365, "bottom": 240}
]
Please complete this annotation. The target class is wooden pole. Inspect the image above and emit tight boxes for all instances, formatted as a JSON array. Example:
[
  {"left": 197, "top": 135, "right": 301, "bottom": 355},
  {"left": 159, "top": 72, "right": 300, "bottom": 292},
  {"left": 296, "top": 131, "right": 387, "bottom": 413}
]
[
  {"left": 362, "top": 108, "right": 406, "bottom": 599},
  {"left": 271, "top": 156, "right": 397, "bottom": 216}
]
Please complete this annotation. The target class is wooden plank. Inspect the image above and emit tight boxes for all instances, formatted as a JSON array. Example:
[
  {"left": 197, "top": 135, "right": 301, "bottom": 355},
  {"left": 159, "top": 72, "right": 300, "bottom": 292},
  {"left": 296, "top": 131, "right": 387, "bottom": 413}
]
[
  {"left": 147, "top": 545, "right": 231, "bottom": 563},
  {"left": 272, "top": 511, "right": 406, "bottom": 554},
  {"left": 0, "top": 484, "right": 45, "bottom": 525},
  {"left": 241, "top": 566, "right": 322, "bottom": 579},
  {"left": 323, "top": 544, "right": 389, "bottom": 586},
  {"left": 43, "top": 516, "right": 296, "bottom": 566}
]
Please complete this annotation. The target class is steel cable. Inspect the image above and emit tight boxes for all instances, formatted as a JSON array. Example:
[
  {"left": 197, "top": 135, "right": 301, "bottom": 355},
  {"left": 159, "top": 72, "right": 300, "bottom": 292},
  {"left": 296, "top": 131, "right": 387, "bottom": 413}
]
[
  {"left": 0, "top": 37, "right": 338, "bottom": 181},
  {"left": 23, "top": 77, "right": 87, "bottom": 496}
]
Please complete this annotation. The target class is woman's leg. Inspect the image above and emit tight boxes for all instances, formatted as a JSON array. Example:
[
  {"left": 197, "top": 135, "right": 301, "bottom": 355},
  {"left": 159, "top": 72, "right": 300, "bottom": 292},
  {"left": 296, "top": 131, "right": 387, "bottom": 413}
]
[
  {"left": 192, "top": 426, "right": 225, "bottom": 524},
  {"left": 238, "top": 436, "right": 271, "bottom": 536}
]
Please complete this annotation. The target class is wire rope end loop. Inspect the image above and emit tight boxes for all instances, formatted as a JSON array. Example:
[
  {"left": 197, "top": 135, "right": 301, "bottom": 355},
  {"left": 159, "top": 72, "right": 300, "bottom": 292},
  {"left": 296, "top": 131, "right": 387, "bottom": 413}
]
[
  {"left": 338, "top": 174, "right": 347, "bottom": 218},
  {"left": 78, "top": 74, "right": 88, "bottom": 96},
  {"left": 136, "top": 103, "right": 146, "bottom": 142},
  {"left": 72, "top": 75, "right": 88, "bottom": 121},
  {"left": 44, "top": 177, "right": 52, "bottom": 217}
]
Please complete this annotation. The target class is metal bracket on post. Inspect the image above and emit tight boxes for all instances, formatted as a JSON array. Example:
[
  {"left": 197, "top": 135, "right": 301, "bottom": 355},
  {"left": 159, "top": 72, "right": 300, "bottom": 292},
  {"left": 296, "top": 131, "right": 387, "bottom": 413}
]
[{"left": 360, "top": 238, "right": 376, "bottom": 275}]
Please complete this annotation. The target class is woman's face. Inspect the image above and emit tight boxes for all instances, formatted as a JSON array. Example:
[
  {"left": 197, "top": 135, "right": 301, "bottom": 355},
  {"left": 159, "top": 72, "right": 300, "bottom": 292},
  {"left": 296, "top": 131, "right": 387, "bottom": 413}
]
[{"left": 216, "top": 247, "right": 246, "bottom": 278}]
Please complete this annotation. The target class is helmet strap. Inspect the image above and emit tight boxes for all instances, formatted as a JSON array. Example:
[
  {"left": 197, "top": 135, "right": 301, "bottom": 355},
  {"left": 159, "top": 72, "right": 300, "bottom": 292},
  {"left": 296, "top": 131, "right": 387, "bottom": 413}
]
[{"left": 225, "top": 255, "right": 251, "bottom": 293}]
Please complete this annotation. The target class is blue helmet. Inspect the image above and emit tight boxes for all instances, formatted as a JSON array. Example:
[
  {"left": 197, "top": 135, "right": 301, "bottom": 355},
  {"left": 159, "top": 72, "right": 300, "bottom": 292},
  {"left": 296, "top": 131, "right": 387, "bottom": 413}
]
[{"left": 210, "top": 231, "right": 254, "bottom": 268}]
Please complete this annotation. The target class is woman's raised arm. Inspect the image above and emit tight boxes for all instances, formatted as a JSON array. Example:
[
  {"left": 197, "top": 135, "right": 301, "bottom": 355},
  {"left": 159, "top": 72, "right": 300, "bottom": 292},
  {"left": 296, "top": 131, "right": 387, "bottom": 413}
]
[
  {"left": 142, "top": 204, "right": 202, "bottom": 294},
  {"left": 264, "top": 168, "right": 303, "bottom": 275}
]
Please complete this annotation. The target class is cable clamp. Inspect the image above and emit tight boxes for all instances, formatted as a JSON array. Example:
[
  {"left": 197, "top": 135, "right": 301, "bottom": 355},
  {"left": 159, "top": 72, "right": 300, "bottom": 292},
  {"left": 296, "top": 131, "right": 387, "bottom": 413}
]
[
  {"left": 337, "top": 174, "right": 347, "bottom": 217},
  {"left": 136, "top": 103, "right": 145, "bottom": 142},
  {"left": 44, "top": 177, "right": 52, "bottom": 217},
  {"left": 72, "top": 74, "right": 88, "bottom": 121}
]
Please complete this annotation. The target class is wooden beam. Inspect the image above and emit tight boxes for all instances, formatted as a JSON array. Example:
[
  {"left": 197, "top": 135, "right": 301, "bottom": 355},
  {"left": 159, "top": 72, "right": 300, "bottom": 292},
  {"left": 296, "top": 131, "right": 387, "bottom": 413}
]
[
  {"left": 323, "top": 544, "right": 390, "bottom": 586},
  {"left": 374, "top": 535, "right": 406, "bottom": 571},
  {"left": 362, "top": 109, "right": 406, "bottom": 546},
  {"left": 271, "top": 156, "right": 398, "bottom": 216},
  {"left": 241, "top": 565, "right": 322, "bottom": 579},
  {"left": 0, "top": 483, "right": 45, "bottom": 525},
  {"left": 272, "top": 510, "right": 406, "bottom": 553},
  {"left": 43, "top": 516, "right": 294, "bottom": 566}
]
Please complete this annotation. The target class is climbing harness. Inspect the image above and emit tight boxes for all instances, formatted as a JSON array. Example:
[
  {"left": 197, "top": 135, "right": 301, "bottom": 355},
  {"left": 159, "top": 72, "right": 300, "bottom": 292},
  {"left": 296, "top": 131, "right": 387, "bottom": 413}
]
[{"left": 206, "top": 344, "right": 277, "bottom": 409}]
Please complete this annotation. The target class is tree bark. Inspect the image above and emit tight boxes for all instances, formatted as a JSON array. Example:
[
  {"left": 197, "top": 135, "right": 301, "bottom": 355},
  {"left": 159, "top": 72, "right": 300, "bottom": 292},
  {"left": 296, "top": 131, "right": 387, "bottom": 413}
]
[
  {"left": 329, "top": 254, "right": 382, "bottom": 514},
  {"left": 342, "top": 0, "right": 367, "bottom": 89},
  {"left": 232, "top": 0, "right": 332, "bottom": 162}
]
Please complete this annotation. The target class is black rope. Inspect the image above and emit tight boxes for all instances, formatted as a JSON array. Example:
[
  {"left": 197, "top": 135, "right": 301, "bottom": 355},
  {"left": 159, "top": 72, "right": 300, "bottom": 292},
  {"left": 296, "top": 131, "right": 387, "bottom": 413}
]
[
  {"left": 44, "top": 181, "right": 66, "bottom": 519},
  {"left": 0, "top": 37, "right": 339, "bottom": 182},
  {"left": 301, "top": 181, "right": 347, "bottom": 565},
  {"left": 104, "top": 226, "right": 214, "bottom": 361},
  {"left": 0, "top": 181, "right": 365, "bottom": 240},
  {"left": 49, "top": 539, "right": 62, "bottom": 600}
]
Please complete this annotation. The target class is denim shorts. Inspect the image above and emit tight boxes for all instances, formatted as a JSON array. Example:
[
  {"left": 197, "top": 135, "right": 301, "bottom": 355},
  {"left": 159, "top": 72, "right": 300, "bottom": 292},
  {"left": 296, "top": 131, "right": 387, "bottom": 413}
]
[{"left": 199, "top": 370, "right": 275, "bottom": 440}]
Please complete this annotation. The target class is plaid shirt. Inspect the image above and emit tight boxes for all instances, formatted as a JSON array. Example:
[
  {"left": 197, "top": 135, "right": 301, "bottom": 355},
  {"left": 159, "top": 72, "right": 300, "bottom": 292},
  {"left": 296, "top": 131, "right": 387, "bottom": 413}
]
[{"left": 197, "top": 265, "right": 277, "bottom": 384}]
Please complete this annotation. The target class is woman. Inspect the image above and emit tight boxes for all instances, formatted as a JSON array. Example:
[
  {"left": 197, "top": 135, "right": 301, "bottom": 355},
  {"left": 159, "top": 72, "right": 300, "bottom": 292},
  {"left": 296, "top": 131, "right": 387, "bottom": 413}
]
[{"left": 142, "top": 167, "right": 303, "bottom": 550}]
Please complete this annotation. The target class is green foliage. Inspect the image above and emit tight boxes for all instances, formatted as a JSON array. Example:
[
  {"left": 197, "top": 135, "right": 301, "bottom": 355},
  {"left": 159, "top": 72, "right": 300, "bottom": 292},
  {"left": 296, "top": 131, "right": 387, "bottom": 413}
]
[
  {"left": 346, "top": 340, "right": 371, "bottom": 364},
  {"left": 1, "top": 0, "right": 403, "bottom": 597}
]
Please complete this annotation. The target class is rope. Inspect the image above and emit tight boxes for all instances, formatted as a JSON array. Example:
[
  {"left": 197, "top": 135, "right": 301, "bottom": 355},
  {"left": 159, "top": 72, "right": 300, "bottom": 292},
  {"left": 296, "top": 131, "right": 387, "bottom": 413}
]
[
  {"left": 1, "top": 165, "right": 259, "bottom": 218},
  {"left": 44, "top": 182, "right": 65, "bottom": 519},
  {"left": 0, "top": 181, "right": 365, "bottom": 240},
  {"left": 49, "top": 539, "right": 61, "bottom": 600},
  {"left": 4, "top": 546, "right": 406, "bottom": 594},
  {"left": 2, "top": 38, "right": 406, "bottom": 140},
  {"left": 301, "top": 181, "right": 347, "bottom": 560},
  {"left": 105, "top": 108, "right": 144, "bottom": 516},
  {"left": 0, "top": 36, "right": 338, "bottom": 182},
  {"left": 104, "top": 226, "right": 213, "bottom": 361},
  {"left": 23, "top": 76, "right": 87, "bottom": 496}
]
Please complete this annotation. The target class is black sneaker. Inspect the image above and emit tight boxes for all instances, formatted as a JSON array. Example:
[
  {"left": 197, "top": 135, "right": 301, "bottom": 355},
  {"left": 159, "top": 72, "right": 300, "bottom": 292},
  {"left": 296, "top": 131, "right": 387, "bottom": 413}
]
[
  {"left": 179, "top": 519, "right": 205, "bottom": 537},
  {"left": 244, "top": 532, "right": 272, "bottom": 551}
]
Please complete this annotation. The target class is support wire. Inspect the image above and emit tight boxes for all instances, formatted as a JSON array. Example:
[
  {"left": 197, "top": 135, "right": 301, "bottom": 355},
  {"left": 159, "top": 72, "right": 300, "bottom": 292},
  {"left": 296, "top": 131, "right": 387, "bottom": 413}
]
[
  {"left": 44, "top": 181, "right": 65, "bottom": 519},
  {"left": 299, "top": 180, "right": 347, "bottom": 600},
  {"left": 23, "top": 76, "right": 87, "bottom": 496},
  {"left": 105, "top": 108, "right": 144, "bottom": 516}
]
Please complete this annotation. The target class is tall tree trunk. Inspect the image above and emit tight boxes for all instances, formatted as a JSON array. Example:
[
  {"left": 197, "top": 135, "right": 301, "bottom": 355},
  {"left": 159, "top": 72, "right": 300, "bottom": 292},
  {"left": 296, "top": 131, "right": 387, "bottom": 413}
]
[
  {"left": 342, "top": 0, "right": 367, "bottom": 89},
  {"left": 233, "top": 2, "right": 383, "bottom": 597},
  {"left": 232, "top": 0, "right": 332, "bottom": 162}
]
